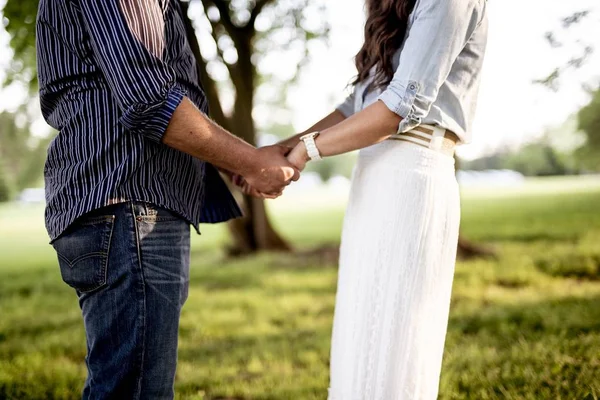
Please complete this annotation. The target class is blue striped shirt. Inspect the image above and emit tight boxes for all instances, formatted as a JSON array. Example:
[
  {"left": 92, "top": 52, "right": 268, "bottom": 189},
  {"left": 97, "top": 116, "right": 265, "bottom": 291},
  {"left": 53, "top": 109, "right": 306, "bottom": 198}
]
[{"left": 36, "top": 0, "right": 242, "bottom": 241}]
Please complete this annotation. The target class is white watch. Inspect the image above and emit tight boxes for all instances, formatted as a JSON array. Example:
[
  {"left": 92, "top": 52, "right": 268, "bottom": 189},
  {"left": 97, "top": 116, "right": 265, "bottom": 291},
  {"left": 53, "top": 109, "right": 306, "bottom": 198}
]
[{"left": 300, "top": 131, "right": 322, "bottom": 161}]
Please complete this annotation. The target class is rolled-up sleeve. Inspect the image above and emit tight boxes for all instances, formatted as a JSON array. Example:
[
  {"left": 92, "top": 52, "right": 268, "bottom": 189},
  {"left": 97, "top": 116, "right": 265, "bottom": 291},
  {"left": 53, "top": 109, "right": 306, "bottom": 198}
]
[
  {"left": 336, "top": 87, "right": 357, "bottom": 118},
  {"left": 378, "top": 0, "right": 485, "bottom": 133},
  {"left": 78, "top": 0, "right": 185, "bottom": 143}
]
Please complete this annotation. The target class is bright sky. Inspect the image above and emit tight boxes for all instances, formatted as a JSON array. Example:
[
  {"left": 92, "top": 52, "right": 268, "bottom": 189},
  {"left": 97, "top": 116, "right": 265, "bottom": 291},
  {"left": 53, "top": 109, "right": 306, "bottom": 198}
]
[
  {"left": 285, "top": 0, "right": 600, "bottom": 159},
  {"left": 1, "top": 0, "right": 598, "bottom": 159}
]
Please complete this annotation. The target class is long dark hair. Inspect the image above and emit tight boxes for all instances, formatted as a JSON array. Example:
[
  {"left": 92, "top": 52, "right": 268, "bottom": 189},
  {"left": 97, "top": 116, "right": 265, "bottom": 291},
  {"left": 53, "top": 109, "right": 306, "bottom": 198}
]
[{"left": 354, "top": 0, "right": 417, "bottom": 88}]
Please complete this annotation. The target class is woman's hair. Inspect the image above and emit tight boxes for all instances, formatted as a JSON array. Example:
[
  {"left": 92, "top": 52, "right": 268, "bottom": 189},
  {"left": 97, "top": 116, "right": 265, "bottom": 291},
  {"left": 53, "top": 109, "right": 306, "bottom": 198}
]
[{"left": 354, "top": 0, "right": 417, "bottom": 88}]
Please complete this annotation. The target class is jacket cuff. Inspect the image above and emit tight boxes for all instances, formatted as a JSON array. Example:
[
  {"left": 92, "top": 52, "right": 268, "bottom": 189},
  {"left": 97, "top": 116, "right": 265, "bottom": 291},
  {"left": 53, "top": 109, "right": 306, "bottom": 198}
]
[
  {"left": 120, "top": 85, "right": 186, "bottom": 143},
  {"left": 378, "top": 80, "right": 422, "bottom": 133}
]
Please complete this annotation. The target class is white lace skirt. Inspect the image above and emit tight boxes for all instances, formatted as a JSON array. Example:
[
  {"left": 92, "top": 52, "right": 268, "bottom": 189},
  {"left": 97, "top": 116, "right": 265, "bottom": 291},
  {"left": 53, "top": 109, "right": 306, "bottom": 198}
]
[{"left": 328, "top": 140, "right": 460, "bottom": 400}]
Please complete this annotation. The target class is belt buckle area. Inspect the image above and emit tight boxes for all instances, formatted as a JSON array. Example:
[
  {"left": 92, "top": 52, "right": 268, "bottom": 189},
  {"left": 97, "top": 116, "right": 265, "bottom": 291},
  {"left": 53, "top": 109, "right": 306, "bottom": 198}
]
[
  {"left": 438, "top": 138, "right": 456, "bottom": 157},
  {"left": 390, "top": 124, "right": 456, "bottom": 157}
]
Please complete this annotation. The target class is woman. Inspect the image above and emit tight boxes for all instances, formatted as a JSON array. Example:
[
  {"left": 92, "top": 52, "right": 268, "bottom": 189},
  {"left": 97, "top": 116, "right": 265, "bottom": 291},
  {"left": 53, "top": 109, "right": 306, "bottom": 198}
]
[{"left": 242, "top": 0, "right": 487, "bottom": 397}]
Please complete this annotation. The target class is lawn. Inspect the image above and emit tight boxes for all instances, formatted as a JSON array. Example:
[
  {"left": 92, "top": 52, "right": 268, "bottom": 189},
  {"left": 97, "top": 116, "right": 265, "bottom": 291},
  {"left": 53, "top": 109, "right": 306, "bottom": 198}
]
[{"left": 1, "top": 176, "right": 600, "bottom": 399}]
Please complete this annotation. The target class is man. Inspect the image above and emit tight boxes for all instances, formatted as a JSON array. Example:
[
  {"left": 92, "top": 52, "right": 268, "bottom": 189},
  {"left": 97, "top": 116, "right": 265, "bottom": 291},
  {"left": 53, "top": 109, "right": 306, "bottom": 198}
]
[{"left": 36, "top": 0, "right": 298, "bottom": 398}]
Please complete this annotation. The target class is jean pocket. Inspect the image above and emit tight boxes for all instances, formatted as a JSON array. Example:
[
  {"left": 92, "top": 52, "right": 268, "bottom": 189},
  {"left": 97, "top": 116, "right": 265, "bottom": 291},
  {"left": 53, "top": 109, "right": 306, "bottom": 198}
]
[
  {"left": 135, "top": 204, "right": 183, "bottom": 223},
  {"left": 52, "top": 215, "right": 115, "bottom": 293}
]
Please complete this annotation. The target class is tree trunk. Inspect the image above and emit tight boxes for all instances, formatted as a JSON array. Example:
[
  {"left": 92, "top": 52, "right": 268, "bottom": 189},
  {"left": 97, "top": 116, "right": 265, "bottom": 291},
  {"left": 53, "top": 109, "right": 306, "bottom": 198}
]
[
  {"left": 225, "top": 63, "right": 292, "bottom": 254},
  {"left": 180, "top": 1, "right": 292, "bottom": 255}
]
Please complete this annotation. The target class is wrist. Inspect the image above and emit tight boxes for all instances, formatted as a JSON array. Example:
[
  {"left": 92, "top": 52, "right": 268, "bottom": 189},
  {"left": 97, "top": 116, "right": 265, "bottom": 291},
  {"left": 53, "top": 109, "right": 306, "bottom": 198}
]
[
  {"left": 278, "top": 134, "right": 302, "bottom": 148},
  {"left": 299, "top": 142, "right": 310, "bottom": 162},
  {"left": 238, "top": 147, "right": 262, "bottom": 177},
  {"left": 299, "top": 131, "right": 322, "bottom": 161}
]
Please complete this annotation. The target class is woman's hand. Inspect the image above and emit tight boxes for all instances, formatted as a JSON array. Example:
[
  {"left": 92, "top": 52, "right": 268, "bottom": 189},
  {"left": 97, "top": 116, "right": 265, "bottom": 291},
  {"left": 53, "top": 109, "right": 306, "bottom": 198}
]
[
  {"left": 230, "top": 144, "right": 297, "bottom": 199},
  {"left": 287, "top": 142, "right": 309, "bottom": 172}
]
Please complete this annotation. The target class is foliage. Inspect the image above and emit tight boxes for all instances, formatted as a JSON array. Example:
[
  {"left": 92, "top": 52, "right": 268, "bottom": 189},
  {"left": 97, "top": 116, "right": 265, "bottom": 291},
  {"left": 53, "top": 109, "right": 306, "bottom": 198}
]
[
  {"left": 185, "top": 0, "right": 329, "bottom": 138},
  {"left": 535, "top": 10, "right": 597, "bottom": 91},
  {"left": 462, "top": 141, "right": 576, "bottom": 176},
  {"left": 577, "top": 87, "right": 600, "bottom": 171},
  {"left": 504, "top": 144, "right": 572, "bottom": 176},
  {"left": 182, "top": 0, "right": 330, "bottom": 252},
  {"left": 1, "top": 0, "right": 331, "bottom": 252},
  {"left": 1, "top": 0, "right": 38, "bottom": 89},
  {"left": 1, "top": 0, "right": 330, "bottom": 125},
  {"left": 0, "top": 161, "right": 11, "bottom": 202},
  {"left": 536, "top": 10, "right": 600, "bottom": 171},
  {"left": 0, "top": 111, "right": 54, "bottom": 200},
  {"left": 1, "top": 176, "right": 600, "bottom": 398},
  {"left": 304, "top": 152, "right": 357, "bottom": 182}
]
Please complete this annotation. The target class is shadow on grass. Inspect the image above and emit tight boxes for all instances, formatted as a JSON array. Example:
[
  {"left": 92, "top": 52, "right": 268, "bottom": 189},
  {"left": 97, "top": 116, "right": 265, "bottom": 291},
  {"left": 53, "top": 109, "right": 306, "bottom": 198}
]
[
  {"left": 177, "top": 327, "right": 331, "bottom": 400},
  {"left": 451, "top": 294, "right": 600, "bottom": 337},
  {"left": 180, "top": 328, "right": 325, "bottom": 362},
  {"left": 442, "top": 294, "right": 600, "bottom": 398},
  {"left": 189, "top": 269, "right": 264, "bottom": 291},
  {"left": 471, "top": 231, "right": 580, "bottom": 244},
  {"left": 187, "top": 251, "right": 339, "bottom": 294},
  {"left": 535, "top": 253, "right": 600, "bottom": 281},
  {"left": 0, "top": 315, "right": 82, "bottom": 342},
  {"left": 0, "top": 267, "right": 68, "bottom": 300}
]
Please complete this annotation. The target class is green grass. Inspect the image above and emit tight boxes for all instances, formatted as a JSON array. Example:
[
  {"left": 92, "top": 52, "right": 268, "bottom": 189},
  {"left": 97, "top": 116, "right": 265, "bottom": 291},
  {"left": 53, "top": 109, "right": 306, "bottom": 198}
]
[{"left": 1, "top": 176, "right": 600, "bottom": 399}]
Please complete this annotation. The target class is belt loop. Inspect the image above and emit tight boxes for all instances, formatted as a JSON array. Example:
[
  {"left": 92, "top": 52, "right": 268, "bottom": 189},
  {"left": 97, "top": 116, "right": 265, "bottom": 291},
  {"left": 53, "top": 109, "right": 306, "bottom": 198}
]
[{"left": 429, "top": 126, "right": 445, "bottom": 151}]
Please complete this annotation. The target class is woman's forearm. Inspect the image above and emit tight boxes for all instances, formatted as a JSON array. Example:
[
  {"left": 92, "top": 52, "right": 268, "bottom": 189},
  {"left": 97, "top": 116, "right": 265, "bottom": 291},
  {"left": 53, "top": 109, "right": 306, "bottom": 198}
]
[
  {"left": 278, "top": 110, "right": 348, "bottom": 148},
  {"left": 315, "top": 101, "right": 401, "bottom": 157}
]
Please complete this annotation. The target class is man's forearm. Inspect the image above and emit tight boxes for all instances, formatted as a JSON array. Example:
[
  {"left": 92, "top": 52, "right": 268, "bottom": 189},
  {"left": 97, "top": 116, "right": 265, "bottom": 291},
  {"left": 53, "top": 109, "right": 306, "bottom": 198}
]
[
  {"left": 278, "top": 110, "right": 347, "bottom": 148},
  {"left": 162, "top": 97, "right": 258, "bottom": 176}
]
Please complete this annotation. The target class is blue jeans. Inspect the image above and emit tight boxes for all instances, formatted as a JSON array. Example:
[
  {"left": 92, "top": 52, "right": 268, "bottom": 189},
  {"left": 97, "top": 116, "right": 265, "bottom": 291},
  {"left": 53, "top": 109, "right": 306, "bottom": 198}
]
[{"left": 52, "top": 201, "right": 191, "bottom": 399}]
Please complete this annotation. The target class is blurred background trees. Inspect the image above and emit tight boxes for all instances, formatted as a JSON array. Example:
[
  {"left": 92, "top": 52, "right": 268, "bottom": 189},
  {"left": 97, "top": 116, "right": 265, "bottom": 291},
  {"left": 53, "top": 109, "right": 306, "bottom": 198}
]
[
  {"left": 577, "top": 87, "right": 600, "bottom": 171},
  {"left": 0, "top": 110, "right": 51, "bottom": 200},
  {"left": 179, "top": 0, "right": 329, "bottom": 254},
  {"left": 534, "top": 9, "right": 600, "bottom": 174},
  {"left": 461, "top": 9, "right": 600, "bottom": 177},
  {"left": 1, "top": 0, "right": 330, "bottom": 254},
  {"left": 1, "top": 1, "right": 598, "bottom": 255}
]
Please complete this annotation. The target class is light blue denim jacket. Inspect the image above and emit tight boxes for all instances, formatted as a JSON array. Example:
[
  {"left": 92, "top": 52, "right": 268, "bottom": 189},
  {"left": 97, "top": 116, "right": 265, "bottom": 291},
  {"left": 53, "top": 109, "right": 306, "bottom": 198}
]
[{"left": 337, "top": 0, "right": 488, "bottom": 143}]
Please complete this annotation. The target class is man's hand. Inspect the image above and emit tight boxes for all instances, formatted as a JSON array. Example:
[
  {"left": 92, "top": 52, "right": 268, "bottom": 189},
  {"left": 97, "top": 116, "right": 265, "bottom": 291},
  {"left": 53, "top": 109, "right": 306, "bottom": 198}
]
[
  {"left": 241, "top": 145, "right": 299, "bottom": 197},
  {"left": 235, "top": 177, "right": 279, "bottom": 199}
]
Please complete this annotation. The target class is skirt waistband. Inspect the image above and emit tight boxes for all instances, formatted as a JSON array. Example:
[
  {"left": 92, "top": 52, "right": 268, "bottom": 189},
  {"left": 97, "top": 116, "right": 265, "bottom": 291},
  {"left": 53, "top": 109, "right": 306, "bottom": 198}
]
[
  {"left": 359, "top": 139, "right": 456, "bottom": 173},
  {"left": 388, "top": 124, "right": 459, "bottom": 157}
]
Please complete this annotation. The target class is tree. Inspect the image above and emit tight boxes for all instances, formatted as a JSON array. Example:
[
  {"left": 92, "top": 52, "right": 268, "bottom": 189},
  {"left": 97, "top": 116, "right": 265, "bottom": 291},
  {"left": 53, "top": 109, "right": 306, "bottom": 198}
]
[
  {"left": 0, "top": 110, "right": 53, "bottom": 200},
  {"left": 1, "top": 1, "right": 38, "bottom": 90},
  {"left": 2, "top": 0, "right": 328, "bottom": 254},
  {"left": 0, "top": 162, "right": 10, "bottom": 202},
  {"left": 537, "top": 9, "right": 600, "bottom": 172},
  {"left": 576, "top": 87, "right": 600, "bottom": 171},
  {"left": 535, "top": 10, "right": 596, "bottom": 91},
  {"left": 180, "top": 0, "right": 328, "bottom": 254}
]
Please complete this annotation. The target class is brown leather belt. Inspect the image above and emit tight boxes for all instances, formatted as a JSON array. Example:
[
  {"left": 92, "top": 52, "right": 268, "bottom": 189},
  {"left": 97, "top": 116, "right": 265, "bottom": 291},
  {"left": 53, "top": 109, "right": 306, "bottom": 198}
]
[{"left": 388, "top": 124, "right": 459, "bottom": 157}]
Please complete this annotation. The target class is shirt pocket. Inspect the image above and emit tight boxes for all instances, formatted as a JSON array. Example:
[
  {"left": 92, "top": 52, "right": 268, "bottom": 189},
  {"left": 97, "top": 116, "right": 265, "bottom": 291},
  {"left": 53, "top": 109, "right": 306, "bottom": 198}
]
[{"left": 52, "top": 215, "right": 116, "bottom": 293}]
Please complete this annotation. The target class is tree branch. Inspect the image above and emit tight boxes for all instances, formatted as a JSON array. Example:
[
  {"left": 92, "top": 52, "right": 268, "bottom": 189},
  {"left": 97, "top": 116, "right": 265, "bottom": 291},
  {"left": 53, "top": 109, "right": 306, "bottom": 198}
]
[
  {"left": 206, "top": 0, "right": 243, "bottom": 45},
  {"left": 249, "top": 0, "right": 276, "bottom": 27},
  {"left": 200, "top": 3, "right": 248, "bottom": 96}
]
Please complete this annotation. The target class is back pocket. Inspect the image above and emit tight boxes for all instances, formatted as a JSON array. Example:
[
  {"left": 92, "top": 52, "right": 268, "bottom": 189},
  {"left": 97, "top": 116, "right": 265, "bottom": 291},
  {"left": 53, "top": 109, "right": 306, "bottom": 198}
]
[{"left": 52, "top": 215, "right": 115, "bottom": 293}]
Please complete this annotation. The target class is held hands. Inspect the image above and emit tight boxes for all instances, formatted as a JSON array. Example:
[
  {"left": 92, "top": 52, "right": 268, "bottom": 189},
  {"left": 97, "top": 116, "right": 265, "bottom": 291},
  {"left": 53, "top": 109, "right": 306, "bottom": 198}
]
[
  {"left": 234, "top": 144, "right": 300, "bottom": 199},
  {"left": 234, "top": 142, "right": 308, "bottom": 199}
]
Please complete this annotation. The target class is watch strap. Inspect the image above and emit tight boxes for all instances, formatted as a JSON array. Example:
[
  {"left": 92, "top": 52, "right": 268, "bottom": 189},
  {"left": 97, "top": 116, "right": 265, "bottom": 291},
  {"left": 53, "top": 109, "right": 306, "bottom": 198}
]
[{"left": 301, "top": 132, "right": 322, "bottom": 161}]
